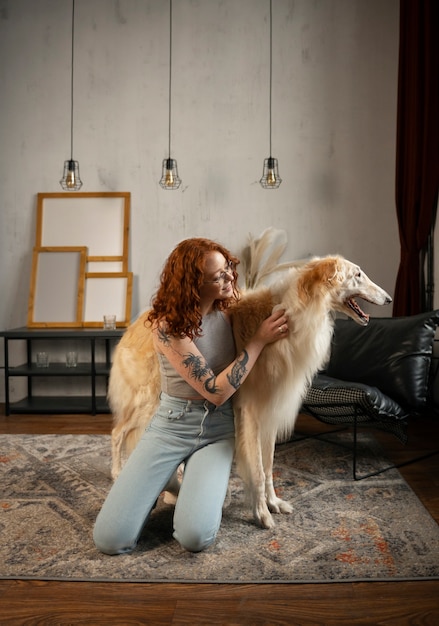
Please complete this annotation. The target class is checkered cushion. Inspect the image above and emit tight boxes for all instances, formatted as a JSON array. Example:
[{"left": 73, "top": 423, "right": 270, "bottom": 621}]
[{"left": 302, "top": 374, "right": 409, "bottom": 442}]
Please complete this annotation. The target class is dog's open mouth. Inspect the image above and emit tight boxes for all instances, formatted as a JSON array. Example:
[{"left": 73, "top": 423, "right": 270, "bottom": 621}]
[{"left": 346, "top": 297, "right": 369, "bottom": 325}]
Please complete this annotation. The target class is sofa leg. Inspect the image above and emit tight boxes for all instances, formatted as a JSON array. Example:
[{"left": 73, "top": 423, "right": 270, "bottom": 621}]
[{"left": 352, "top": 411, "right": 439, "bottom": 480}]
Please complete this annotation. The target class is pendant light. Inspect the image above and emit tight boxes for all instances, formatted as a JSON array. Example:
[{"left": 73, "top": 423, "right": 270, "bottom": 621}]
[
  {"left": 260, "top": 0, "right": 281, "bottom": 189},
  {"left": 159, "top": 0, "right": 181, "bottom": 189},
  {"left": 60, "top": 0, "right": 83, "bottom": 191}
]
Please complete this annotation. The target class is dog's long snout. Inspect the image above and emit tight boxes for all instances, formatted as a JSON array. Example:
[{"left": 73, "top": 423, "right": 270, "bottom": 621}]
[
  {"left": 381, "top": 288, "right": 392, "bottom": 305},
  {"left": 373, "top": 285, "right": 392, "bottom": 306}
]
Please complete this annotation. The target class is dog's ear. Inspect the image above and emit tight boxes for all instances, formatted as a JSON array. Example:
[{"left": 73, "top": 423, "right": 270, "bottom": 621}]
[
  {"left": 297, "top": 257, "right": 343, "bottom": 302},
  {"left": 320, "top": 257, "right": 344, "bottom": 285}
]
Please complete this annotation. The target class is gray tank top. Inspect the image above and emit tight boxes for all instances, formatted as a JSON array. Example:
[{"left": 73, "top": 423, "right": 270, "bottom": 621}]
[{"left": 158, "top": 310, "right": 236, "bottom": 398}]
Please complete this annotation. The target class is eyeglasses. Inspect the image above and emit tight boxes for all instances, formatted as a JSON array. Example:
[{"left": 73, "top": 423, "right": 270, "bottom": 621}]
[{"left": 203, "top": 261, "right": 235, "bottom": 284}]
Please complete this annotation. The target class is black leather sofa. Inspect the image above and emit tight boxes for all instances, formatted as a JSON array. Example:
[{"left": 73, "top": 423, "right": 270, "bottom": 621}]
[{"left": 301, "top": 309, "right": 439, "bottom": 479}]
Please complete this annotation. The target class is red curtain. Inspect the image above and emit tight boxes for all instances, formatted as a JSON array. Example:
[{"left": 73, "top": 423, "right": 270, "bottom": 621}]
[{"left": 393, "top": 0, "right": 439, "bottom": 316}]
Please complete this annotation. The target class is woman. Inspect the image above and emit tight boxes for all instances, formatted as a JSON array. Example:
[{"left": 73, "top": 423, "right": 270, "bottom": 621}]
[{"left": 93, "top": 238, "right": 289, "bottom": 554}]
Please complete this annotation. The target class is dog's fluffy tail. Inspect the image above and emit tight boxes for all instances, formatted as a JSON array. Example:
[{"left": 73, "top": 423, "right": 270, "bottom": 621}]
[
  {"left": 240, "top": 227, "right": 304, "bottom": 289},
  {"left": 108, "top": 311, "right": 161, "bottom": 479}
]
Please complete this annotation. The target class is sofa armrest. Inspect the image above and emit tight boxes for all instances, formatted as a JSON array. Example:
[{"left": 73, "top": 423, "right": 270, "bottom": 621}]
[{"left": 323, "top": 310, "right": 439, "bottom": 412}]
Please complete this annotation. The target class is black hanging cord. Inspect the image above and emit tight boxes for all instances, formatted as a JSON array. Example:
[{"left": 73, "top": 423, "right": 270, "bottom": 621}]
[
  {"left": 70, "top": 0, "right": 76, "bottom": 161},
  {"left": 168, "top": 0, "right": 173, "bottom": 160},
  {"left": 269, "top": 0, "right": 273, "bottom": 158}
]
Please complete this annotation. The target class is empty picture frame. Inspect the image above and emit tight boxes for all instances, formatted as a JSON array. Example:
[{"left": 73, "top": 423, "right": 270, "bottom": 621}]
[
  {"left": 27, "top": 247, "right": 87, "bottom": 327},
  {"left": 83, "top": 272, "right": 133, "bottom": 328},
  {"left": 35, "top": 192, "right": 130, "bottom": 272}
]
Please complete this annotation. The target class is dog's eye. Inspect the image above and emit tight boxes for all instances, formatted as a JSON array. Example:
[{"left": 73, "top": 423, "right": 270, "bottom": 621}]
[{"left": 356, "top": 271, "right": 362, "bottom": 278}]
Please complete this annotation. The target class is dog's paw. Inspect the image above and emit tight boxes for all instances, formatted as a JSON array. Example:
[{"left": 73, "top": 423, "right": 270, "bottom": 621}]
[
  {"left": 268, "top": 497, "right": 293, "bottom": 515},
  {"left": 278, "top": 499, "right": 294, "bottom": 514},
  {"left": 255, "top": 503, "right": 275, "bottom": 529},
  {"left": 111, "top": 467, "right": 121, "bottom": 481}
]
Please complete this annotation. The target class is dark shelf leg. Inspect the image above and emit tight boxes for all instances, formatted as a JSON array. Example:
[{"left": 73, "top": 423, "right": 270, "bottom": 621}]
[
  {"left": 4, "top": 337, "right": 10, "bottom": 415},
  {"left": 91, "top": 338, "right": 96, "bottom": 415},
  {"left": 26, "top": 339, "right": 32, "bottom": 406}
]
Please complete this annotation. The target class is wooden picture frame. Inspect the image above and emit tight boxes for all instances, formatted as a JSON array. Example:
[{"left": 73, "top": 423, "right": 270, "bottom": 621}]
[
  {"left": 83, "top": 272, "right": 133, "bottom": 328},
  {"left": 35, "top": 192, "right": 130, "bottom": 272},
  {"left": 27, "top": 247, "right": 87, "bottom": 328}
]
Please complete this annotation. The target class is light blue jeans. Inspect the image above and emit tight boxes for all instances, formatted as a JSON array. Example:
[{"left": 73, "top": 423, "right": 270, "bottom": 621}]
[{"left": 93, "top": 392, "right": 235, "bottom": 554}]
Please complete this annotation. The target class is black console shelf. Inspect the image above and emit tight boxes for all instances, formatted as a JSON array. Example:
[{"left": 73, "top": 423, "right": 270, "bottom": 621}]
[{"left": 0, "top": 327, "right": 123, "bottom": 415}]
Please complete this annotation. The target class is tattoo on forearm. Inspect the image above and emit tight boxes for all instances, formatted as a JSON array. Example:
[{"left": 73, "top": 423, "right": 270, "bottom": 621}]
[
  {"left": 182, "top": 353, "right": 219, "bottom": 394},
  {"left": 227, "top": 350, "right": 249, "bottom": 390},
  {"left": 204, "top": 376, "right": 219, "bottom": 394},
  {"left": 182, "top": 353, "right": 209, "bottom": 379}
]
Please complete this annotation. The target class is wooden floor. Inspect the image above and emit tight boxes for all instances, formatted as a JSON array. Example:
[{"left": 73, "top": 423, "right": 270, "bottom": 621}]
[{"left": 1, "top": 407, "right": 439, "bottom": 626}]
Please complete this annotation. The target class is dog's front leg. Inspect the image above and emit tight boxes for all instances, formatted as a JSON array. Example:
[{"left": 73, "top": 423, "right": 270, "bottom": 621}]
[
  {"left": 236, "top": 405, "right": 275, "bottom": 529},
  {"left": 252, "top": 464, "right": 275, "bottom": 530},
  {"left": 263, "top": 435, "right": 293, "bottom": 516}
]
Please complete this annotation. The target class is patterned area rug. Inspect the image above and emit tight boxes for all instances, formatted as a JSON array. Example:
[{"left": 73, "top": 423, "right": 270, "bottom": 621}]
[{"left": 1, "top": 433, "right": 438, "bottom": 583}]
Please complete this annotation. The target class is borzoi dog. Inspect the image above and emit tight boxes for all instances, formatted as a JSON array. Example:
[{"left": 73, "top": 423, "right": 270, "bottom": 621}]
[
  {"left": 230, "top": 255, "right": 391, "bottom": 528},
  {"left": 109, "top": 255, "right": 391, "bottom": 527}
]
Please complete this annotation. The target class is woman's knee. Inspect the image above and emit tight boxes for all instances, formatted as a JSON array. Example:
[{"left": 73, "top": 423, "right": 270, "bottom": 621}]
[
  {"left": 93, "top": 521, "right": 137, "bottom": 555},
  {"left": 173, "top": 525, "right": 218, "bottom": 553}
]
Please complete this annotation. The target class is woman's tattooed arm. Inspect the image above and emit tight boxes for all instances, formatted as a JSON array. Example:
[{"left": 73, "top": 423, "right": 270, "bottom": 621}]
[
  {"left": 227, "top": 350, "right": 249, "bottom": 389},
  {"left": 156, "top": 326, "right": 248, "bottom": 396},
  {"left": 182, "top": 354, "right": 219, "bottom": 394},
  {"left": 157, "top": 329, "right": 219, "bottom": 392}
]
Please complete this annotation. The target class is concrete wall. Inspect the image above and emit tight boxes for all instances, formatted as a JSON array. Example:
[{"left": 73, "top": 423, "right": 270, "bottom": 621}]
[{"left": 0, "top": 0, "right": 400, "bottom": 398}]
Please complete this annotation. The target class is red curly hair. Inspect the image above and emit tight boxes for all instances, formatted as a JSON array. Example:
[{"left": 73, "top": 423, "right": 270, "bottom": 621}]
[{"left": 147, "top": 238, "right": 240, "bottom": 339}]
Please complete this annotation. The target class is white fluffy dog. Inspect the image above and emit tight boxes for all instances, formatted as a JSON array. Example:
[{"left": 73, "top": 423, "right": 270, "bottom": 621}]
[{"left": 109, "top": 235, "right": 391, "bottom": 527}]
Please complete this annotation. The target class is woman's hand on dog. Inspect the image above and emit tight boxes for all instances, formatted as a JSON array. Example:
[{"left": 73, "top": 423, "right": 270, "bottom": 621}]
[{"left": 254, "top": 308, "right": 289, "bottom": 346}]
